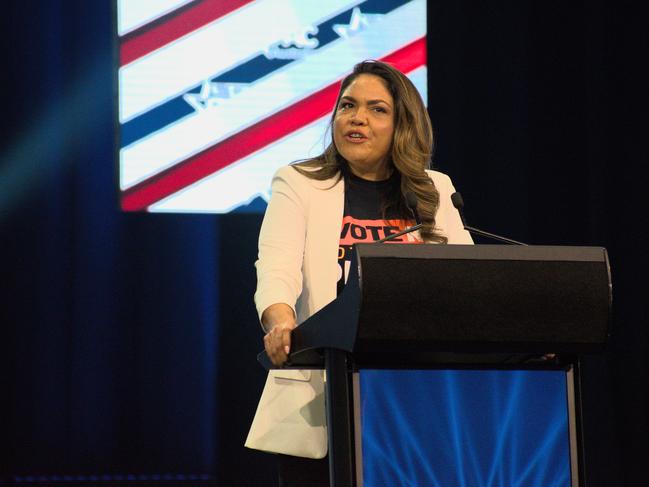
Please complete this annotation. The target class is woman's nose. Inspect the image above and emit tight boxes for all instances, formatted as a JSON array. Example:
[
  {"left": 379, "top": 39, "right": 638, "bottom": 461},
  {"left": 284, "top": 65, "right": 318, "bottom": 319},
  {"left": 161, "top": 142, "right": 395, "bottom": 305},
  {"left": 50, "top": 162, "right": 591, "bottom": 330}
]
[{"left": 350, "top": 107, "right": 368, "bottom": 125}]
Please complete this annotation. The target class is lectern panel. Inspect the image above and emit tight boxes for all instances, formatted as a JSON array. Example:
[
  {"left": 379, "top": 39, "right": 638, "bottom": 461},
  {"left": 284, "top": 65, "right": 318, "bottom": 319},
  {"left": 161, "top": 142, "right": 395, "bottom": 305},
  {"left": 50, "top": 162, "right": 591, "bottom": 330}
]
[{"left": 358, "top": 369, "right": 572, "bottom": 486}]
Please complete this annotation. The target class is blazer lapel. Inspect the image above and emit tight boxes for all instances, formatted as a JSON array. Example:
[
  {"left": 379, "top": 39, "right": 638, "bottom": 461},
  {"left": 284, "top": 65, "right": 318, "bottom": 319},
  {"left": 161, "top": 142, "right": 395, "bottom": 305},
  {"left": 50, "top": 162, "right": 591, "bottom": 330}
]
[{"left": 302, "top": 175, "right": 345, "bottom": 319}]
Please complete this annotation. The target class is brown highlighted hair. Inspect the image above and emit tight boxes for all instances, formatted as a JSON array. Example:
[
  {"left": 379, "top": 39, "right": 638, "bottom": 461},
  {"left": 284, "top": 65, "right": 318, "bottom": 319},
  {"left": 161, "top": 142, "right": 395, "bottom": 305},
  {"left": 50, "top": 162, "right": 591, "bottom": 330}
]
[{"left": 293, "top": 60, "right": 447, "bottom": 243}]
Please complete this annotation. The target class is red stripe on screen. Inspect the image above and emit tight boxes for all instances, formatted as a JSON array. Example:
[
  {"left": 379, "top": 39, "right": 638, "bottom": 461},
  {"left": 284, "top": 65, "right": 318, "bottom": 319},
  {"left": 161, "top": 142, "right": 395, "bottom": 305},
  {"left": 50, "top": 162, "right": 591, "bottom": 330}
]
[{"left": 120, "top": 0, "right": 254, "bottom": 66}]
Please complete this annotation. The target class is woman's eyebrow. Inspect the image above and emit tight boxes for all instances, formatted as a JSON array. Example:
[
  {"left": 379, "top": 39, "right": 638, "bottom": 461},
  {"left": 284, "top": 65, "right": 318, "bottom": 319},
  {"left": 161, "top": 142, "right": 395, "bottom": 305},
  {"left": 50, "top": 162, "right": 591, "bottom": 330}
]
[
  {"left": 340, "top": 95, "right": 391, "bottom": 106},
  {"left": 367, "top": 99, "right": 391, "bottom": 106}
]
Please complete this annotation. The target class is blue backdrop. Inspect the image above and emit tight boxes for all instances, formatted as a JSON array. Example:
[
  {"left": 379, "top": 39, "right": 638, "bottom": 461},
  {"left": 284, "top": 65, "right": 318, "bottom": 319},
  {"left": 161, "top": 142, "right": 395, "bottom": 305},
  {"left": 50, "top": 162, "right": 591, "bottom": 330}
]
[{"left": 360, "top": 370, "right": 571, "bottom": 486}]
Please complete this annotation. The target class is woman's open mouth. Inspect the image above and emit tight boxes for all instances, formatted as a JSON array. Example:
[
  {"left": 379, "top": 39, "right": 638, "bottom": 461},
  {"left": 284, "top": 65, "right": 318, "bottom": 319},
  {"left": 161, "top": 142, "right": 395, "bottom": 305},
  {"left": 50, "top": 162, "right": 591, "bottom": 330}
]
[{"left": 345, "top": 132, "right": 368, "bottom": 143}]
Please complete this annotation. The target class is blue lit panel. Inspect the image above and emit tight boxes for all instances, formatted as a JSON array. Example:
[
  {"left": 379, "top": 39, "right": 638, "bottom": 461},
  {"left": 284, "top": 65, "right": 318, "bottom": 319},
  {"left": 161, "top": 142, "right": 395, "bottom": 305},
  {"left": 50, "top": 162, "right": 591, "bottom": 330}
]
[
  {"left": 116, "top": 0, "right": 428, "bottom": 213},
  {"left": 359, "top": 370, "right": 571, "bottom": 487}
]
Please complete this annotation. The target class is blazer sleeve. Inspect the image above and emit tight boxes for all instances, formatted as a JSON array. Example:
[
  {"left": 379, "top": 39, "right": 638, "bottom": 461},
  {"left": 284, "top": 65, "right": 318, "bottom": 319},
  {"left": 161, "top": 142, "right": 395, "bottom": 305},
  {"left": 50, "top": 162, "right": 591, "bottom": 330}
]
[
  {"left": 428, "top": 170, "right": 474, "bottom": 244},
  {"left": 254, "top": 166, "right": 308, "bottom": 324}
]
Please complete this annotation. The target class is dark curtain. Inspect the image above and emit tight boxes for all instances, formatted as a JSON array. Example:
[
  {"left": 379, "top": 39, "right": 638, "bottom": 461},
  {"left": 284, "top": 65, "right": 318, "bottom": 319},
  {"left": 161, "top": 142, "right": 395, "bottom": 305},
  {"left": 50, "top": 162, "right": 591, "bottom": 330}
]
[
  {"left": 0, "top": 1, "right": 273, "bottom": 484},
  {"left": 428, "top": 2, "right": 648, "bottom": 485},
  {"left": 2, "top": 1, "right": 647, "bottom": 486}
]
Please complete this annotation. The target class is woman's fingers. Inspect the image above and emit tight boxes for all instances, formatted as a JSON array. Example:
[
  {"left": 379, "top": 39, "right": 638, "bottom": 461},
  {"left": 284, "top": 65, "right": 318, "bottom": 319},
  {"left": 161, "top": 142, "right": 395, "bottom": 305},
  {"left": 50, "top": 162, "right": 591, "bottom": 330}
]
[
  {"left": 263, "top": 332, "right": 281, "bottom": 365},
  {"left": 264, "top": 323, "right": 293, "bottom": 366},
  {"left": 282, "top": 326, "right": 291, "bottom": 356}
]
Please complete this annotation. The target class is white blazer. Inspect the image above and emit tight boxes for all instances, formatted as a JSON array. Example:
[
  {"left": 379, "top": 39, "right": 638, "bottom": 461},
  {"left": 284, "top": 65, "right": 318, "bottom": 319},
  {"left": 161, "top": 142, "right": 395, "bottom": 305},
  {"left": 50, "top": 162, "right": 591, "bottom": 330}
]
[{"left": 245, "top": 165, "right": 473, "bottom": 458}]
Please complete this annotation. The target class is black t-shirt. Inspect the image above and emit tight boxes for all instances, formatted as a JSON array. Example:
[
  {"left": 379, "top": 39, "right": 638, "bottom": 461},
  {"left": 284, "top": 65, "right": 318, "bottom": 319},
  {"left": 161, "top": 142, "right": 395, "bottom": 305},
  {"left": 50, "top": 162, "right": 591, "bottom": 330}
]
[{"left": 337, "top": 171, "right": 421, "bottom": 294}]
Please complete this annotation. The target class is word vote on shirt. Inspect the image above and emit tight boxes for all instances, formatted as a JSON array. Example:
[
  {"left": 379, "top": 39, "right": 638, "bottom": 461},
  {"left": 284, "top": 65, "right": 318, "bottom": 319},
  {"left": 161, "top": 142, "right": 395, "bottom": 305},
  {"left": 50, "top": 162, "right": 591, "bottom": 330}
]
[{"left": 337, "top": 171, "right": 421, "bottom": 294}]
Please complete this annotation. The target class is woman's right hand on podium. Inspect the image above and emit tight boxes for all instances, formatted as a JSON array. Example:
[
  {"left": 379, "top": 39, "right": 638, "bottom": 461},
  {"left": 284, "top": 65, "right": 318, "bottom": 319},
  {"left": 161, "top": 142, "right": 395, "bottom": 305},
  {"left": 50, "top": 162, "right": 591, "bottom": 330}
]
[{"left": 262, "top": 303, "right": 296, "bottom": 366}]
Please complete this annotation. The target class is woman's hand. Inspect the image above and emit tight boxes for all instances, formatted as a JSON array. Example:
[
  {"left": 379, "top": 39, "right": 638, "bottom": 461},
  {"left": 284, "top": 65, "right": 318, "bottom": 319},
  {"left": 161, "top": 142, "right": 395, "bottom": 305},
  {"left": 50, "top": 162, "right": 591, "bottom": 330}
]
[{"left": 262, "top": 303, "right": 297, "bottom": 366}]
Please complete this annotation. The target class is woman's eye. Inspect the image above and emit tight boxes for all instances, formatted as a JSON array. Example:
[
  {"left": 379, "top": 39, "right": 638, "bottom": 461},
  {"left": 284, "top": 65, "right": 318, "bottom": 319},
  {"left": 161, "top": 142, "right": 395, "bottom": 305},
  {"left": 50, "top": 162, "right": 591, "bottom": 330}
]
[
  {"left": 374, "top": 107, "right": 386, "bottom": 113},
  {"left": 339, "top": 102, "right": 353, "bottom": 110}
]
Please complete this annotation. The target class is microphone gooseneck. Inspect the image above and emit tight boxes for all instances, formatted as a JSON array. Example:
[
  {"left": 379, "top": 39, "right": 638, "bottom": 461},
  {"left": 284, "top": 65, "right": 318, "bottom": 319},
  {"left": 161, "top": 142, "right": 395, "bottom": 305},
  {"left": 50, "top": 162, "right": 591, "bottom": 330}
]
[{"left": 451, "top": 192, "right": 528, "bottom": 246}]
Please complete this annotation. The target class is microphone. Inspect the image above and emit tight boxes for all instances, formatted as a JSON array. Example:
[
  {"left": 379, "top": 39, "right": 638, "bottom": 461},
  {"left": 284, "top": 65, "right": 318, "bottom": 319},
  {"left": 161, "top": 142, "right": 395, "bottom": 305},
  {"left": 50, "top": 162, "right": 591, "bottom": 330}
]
[
  {"left": 451, "top": 192, "right": 528, "bottom": 246},
  {"left": 405, "top": 191, "right": 421, "bottom": 225},
  {"left": 376, "top": 191, "right": 422, "bottom": 243}
]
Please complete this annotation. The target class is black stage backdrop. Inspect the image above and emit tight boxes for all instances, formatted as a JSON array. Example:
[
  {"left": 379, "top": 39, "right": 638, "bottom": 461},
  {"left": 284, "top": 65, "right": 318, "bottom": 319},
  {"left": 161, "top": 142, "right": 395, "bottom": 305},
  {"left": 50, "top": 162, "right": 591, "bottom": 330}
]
[{"left": 1, "top": 1, "right": 647, "bottom": 486}]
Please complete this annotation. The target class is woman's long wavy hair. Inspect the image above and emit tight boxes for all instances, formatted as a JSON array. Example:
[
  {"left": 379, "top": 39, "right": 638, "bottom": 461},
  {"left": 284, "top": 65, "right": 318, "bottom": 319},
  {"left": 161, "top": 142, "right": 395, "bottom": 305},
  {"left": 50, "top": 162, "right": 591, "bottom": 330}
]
[{"left": 293, "top": 60, "right": 447, "bottom": 243}]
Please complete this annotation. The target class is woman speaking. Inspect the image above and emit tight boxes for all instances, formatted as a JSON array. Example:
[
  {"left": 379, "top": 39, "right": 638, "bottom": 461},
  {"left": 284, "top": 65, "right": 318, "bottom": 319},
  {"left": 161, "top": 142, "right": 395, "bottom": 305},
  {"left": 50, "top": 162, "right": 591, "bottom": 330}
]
[{"left": 246, "top": 60, "right": 472, "bottom": 486}]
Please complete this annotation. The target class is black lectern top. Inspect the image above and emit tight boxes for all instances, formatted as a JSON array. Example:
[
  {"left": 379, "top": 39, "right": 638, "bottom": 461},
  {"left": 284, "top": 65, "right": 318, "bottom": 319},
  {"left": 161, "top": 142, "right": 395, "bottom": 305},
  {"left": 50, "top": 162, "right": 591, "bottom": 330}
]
[{"left": 259, "top": 244, "right": 611, "bottom": 369}]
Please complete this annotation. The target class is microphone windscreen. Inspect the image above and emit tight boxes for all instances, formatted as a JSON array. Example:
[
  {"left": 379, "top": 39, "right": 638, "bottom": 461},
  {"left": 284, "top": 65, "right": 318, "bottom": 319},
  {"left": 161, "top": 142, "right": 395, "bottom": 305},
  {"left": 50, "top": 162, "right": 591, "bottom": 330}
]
[
  {"left": 405, "top": 191, "right": 418, "bottom": 211},
  {"left": 451, "top": 192, "right": 464, "bottom": 210}
]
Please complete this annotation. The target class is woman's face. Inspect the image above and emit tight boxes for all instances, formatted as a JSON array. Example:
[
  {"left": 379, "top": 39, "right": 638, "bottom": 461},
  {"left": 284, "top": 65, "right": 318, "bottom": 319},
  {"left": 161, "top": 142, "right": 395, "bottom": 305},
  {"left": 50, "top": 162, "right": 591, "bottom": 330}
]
[{"left": 333, "top": 74, "right": 395, "bottom": 180}]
